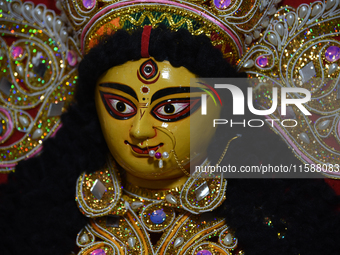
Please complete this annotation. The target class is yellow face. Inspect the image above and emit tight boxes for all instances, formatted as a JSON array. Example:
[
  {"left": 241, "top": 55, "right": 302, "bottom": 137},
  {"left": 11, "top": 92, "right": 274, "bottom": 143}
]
[{"left": 95, "top": 58, "right": 221, "bottom": 180}]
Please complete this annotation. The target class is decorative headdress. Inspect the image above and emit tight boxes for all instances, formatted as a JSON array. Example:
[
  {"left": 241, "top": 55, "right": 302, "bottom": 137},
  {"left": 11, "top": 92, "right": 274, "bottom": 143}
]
[{"left": 1, "top": 0, "right": 340, "bottom": 178}]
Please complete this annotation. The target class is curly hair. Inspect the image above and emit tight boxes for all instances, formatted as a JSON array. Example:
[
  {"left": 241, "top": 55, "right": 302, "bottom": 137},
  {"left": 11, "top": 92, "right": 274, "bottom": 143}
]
[{"left": 0, "top": 26, "right": 339, "bottom": 255}]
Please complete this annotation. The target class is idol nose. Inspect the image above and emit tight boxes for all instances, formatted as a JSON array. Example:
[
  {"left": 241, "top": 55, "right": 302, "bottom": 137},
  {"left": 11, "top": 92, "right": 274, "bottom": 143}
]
[{"left": 129, "top": 111, "right": 156, "bottom": 140}]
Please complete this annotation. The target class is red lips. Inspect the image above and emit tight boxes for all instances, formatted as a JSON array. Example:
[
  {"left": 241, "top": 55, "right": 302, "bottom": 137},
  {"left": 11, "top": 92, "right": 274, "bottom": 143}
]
[{"left": 125, "top": 141, "right": 163, "bottom": 154}]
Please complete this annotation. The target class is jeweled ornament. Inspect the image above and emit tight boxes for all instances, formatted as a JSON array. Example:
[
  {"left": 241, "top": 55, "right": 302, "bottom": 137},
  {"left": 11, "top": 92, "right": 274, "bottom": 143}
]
[
  {"left": 256, "top": 55, "right": 269, "bottom": 67},
  {"left": 67, "top": 50, "right": 78, "bottom": 67},
  {"left": 325, "top": 46, "right": 340, "bottom": 62},
  {"left": 33, "top": 62, "right": 47, "bottom": 77},
  {"left": 196, "top": 250, "right": 212, "bottom": 255},
  {"left": 155, "top": 152, "right": 162, "bottom": 159},
  {"left": 82, "top": 0, "right": 96, "bottom": 9},
  {"left": 91, "top": 249, "right": 106, "bottom": 255},
  {"left": 150, "top": 209, "right": 166, "bottom": 224},
  {"left": 213, "top": 0, "right": 231, "bottom": 9},
  {"left": 11, "top": 46, "right": 23, "bottom": 59},
  {"left": 80, "top": 233, "right": 89, "bottom": 244},
  {"left": 224, "top": 233, "right": 233, "bottom": 245}
]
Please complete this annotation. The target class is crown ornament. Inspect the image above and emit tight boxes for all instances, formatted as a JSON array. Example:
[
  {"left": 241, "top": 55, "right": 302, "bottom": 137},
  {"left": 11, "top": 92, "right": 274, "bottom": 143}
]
[{"left": 0, "top": 0, "right": 340, "bottom": 178}]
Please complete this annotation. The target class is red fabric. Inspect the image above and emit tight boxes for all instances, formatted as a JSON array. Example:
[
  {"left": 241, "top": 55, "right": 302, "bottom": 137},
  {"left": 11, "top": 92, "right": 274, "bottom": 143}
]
[
  {"left": 1, "top": 0, "right": 339, "bottom": 194},
  {"left": 141, "top": 25, "right": 152, "bottom": 58}
]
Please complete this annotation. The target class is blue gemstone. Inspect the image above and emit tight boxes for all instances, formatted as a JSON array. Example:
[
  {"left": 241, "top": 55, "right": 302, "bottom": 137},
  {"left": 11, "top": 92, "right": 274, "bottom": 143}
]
[
  {"left": 325, "top": 46, "right": 340, "bottom": 62},
  {"left": 150, "top": 209, "right": 166, "bottom": 224}
]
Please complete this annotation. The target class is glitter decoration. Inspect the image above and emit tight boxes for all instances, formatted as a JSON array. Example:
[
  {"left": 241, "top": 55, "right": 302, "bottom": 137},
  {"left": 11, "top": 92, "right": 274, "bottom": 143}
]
[
  {"left": 213, "top": 0, "right": 231, "bottom": 10},
  {"left": 256, "top": 55, "right": 269, "bottom": 67},
  {"left": 91, "top": 249, "right": 106, "bottom": 255},
  {"left": 83, "top": 0, "right": 96, "bottom": 9},
  {"left": 77, "top": 158, "right": 231, "bottom": 253},
  {"left": 11, "top": 46, "right": 23, "bottom": 59},
  {"left": 0, "top": 2, "right": 78, "bottom": 171},
  {"left": 106, "top": 216, "right": 120, "bottom": 227},
  {"left": 150, "top": 209, "right": 166, "bottom": 224},
  {"left": 0, "top": 107, "right": 14, "bottom": 143},
  {"left": 67, "top": 50, "right": 78, "bottom": 66},
  {"left": 196, "top": 250, "right": 212, "bottom": 255},
  {"left": 325, "top": 45, "right": 340, "bottom": 62}
]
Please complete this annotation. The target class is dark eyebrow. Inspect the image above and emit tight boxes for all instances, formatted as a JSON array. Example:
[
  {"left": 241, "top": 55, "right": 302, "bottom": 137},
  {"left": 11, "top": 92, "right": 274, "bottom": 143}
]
[
  {"left": 99, "top": 83, "right": 138, "bottom": 101},
  {"left": 151, "top": 87, "right": 202, "bottom": 103}
]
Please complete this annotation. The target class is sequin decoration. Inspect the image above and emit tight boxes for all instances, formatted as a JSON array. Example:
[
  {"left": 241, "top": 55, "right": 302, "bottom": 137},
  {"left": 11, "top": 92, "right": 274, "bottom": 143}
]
[
  {"left": 77, "top": 158, "right": 126, "bottom": 217},
  {"left": 213, "top": 0, "right": 231, "bottom": 10},
  {"left": 0, "top": 1, "right": 77, "bottom": 172},
  {"left": 150, "top": 209, "right": 166, "bottom": 224},
  {"left": 243, "top": 5, "right": 340, "bottom": 177},
  {"left": 83, "top": 0, "right": 96, "bottom": 9},
  {"left": 325, "top": 45, "right": 340, "bottom": 62},
  {"left": 67, "top": 50, "right": 78, "bottom": 66},
  {"left": 256, "top": 55, "right": 269, "bottom": 67},
  {"left": 77, "top": 160, "right": 237, "bottom": 254},
  {"left": 11, "top": 46, "right": 23, "bottom": 59}
]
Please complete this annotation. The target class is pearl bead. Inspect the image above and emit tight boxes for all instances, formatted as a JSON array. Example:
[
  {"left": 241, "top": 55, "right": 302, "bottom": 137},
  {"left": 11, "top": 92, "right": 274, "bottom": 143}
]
[
  {"left": 149, "top": 150, "right": 155, "bottom": 157},
  {"left": 299, "top": 132, "right": 310, "bottom": 144},
  {"left": 174, "top": 237, "right": 184, "bottom": 247},
  {"left": 159, "top": 159, "right": 163, "bottom": 168},
  {"left": 162, "top": 152, "right": 169, "bottom": 159},
  {"left": 128, "top": 237, "right": 136, "bottom": 247},
  {"left": 130, "top": 201, "right": 143, "bottom": 210},
  {"left": 32, "top": 129, "right": 42, "bottom": 139},
  {"left": 223, "top": 233, "right": 233, "bottom": 245},
  {"left": 166, "top": 194, "right": 177, "bottom": 204},
  {"left": 80, "top": 233, "right": 89, "bottom": 244}
]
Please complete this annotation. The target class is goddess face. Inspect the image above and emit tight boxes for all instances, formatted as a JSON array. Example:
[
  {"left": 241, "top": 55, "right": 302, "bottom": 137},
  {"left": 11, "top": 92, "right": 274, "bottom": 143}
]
[{"left": 95, "top": 58, "right": 221, "bottom": 181}]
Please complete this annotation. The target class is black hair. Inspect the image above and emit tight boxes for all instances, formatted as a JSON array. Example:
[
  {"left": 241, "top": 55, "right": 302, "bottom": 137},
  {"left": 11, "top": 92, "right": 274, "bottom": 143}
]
[{"left": 0, "top": 26, "right": 339, "bottom": 255}]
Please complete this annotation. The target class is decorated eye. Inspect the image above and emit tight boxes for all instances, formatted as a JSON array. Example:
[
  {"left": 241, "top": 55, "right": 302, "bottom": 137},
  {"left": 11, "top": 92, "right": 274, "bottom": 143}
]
[
  {"left": 151, "top": 98, "right": 200, "bottom": 122},
  {"left": 100, "top": 92, "right": 137, "bottom": 120},
  {"left": 144, "top": 64, "right": 153, "bottom": 76},
  {"left": 109, "top": 99, "right": 135, "bottom": 114},
  {"left": 139, "top": 59, "right": 158, "bottom": 80}
]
